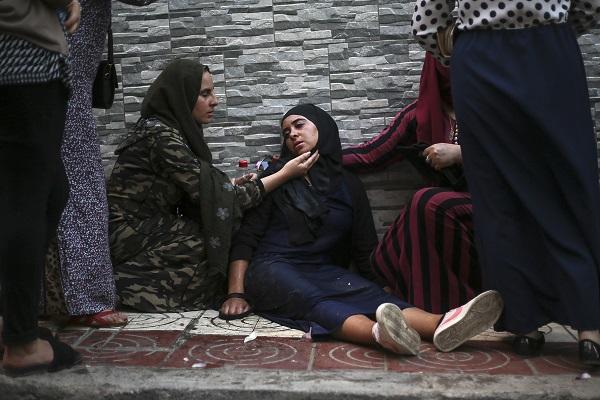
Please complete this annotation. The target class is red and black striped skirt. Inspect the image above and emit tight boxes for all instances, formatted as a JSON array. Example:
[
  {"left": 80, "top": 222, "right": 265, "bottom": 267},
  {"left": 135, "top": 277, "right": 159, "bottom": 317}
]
[{"left": 372, "top": 187, "right": 481, "bottom": 314}]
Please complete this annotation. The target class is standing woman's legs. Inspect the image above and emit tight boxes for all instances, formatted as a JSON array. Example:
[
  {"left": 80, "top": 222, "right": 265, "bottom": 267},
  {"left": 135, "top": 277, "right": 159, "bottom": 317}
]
[
  {"left": 451, "top": 25, "right": 600, "bottom": 339},
  {"left": 0, "top": 81, "right": 69, "bottom": 355},
  {"left": 56, "top": 0, "right": 123, "bottom": 322}
]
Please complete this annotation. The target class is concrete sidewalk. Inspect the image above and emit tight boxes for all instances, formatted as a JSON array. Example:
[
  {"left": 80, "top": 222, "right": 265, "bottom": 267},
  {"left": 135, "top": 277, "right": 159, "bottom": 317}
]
[
  {"left": 1, "top": 310, "right": 599, "bottom": 399},
  {"left": 2, "top": 367, "right": 599, "bottom": 400}
]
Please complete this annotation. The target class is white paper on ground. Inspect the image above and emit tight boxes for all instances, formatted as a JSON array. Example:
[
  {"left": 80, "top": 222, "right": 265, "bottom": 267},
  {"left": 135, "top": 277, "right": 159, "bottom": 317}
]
[{"left": 244, "top": 331, "right": 258, "bottom": 343}]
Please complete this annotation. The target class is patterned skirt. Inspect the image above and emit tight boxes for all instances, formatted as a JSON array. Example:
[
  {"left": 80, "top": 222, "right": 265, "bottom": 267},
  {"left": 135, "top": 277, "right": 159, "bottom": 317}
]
[{"left": 372, "top": 187, "right": 481, "bottom": 314}]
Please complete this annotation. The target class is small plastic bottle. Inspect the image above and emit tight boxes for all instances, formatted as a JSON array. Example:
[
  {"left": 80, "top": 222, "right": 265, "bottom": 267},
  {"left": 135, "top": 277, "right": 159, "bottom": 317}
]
[
  {"left": 236, "top": 159, "right": 249, "bottom": 183},
  {"left": 238, "top": 159, "right": 249, "bottom": 173}
]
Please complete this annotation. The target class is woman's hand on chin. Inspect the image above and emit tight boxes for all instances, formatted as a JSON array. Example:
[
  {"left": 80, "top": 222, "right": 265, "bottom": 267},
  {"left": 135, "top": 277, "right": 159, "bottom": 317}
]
[{"left": 282, "top": 150, "right": 319, "bottom": 179}]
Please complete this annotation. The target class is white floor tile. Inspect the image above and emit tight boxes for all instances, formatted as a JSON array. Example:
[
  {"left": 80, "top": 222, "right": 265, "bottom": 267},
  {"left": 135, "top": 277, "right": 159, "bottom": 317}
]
[
  {"left": 189, "top": 311, "right": 259, "bottom": 336},
  {"left": 470, "top": 323, "right": 577, "bottom": 343},
  {"left": 471, "top": 328, "right": 512, "bottom": 341},
  {"left": 120, "top": 312, "right": 200, "bottom": 331},
  {"left": 252, "top": 317, "right": 304, "bottom": 338},
  {"left": 542, "top": 323, "right": 577, "bottom": 342}
]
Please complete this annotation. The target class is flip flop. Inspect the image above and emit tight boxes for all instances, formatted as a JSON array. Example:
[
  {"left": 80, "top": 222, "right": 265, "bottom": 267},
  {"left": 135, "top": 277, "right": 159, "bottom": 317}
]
[
  {"left": 3, "top": 335, "right": 81, "bottom": 377},
  {"left": 69, "top": 310, "right": 128, "bottom": 328},
  {"left": 218, "top": 293, "right": 253, "bottom": 321}
]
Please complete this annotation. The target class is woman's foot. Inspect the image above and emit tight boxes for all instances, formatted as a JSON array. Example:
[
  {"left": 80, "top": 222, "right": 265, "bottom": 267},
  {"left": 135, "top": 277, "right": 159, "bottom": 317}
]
[
  {"left": 433, "top": 290, "right": 504, "bottom": 352},
  {"left": 512, "top": 330, "right": 545, "bottom": 356},
  {"left": 3, "top": 338, "right": 54, "bottom": 371},
  {"left": 1, "top": 324, "right": 54, "bottom": 356},
  {"left": 69, "top": 310, "right": 128, "bottom": 328},
  {"left": 373, "top": 303, "right": 421, "bottom": 355},
  {"left": 2, "top": 335, "right": 81, "bottom": 377}
]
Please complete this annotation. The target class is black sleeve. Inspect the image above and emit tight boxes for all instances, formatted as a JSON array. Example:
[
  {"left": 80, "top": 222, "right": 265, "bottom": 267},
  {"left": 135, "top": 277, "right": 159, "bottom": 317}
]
[
  {"left": 229, "top": 194, "right": 274, "bottom": 262},
  {"left": 343, "top": 171, "right": 379, "bottom": 282}
]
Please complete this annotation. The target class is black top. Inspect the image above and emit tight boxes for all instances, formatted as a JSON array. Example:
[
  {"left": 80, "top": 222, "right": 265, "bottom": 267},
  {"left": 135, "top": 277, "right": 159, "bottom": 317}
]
[{"left": 230, "top": 170, "right": 379, "bottom": 282}]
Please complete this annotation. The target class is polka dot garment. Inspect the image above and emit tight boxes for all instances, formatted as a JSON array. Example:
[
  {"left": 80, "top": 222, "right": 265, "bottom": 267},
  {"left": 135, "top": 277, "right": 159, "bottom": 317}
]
[
  {"left": 412, "top": 0, "right": 600, "bottom": 64},
  {"left": 57, "top": 0, "right": 117, "bottom": 316}
]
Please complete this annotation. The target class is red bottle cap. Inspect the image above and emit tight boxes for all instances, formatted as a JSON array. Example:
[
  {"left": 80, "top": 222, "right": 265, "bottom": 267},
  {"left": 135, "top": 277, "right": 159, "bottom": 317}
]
[{"left": 238, "top": 159, "right": 248, "bottom": 168}]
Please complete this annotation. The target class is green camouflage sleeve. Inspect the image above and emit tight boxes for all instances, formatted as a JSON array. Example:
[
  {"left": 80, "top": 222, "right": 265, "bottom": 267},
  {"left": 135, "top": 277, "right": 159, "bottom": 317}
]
[
  {"left": 149, "top": 130, "right": 263, "bottom": 209},
  {"left": 234, "top": 180, "right": 264, "bottom": 210}
]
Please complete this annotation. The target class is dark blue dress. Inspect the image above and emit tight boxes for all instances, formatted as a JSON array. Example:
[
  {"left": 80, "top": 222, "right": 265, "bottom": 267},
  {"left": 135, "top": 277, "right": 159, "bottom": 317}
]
[
  {"left": 243, "top": 179, "right": 410, "bottom": 337},
  {"left": 452, "top": 24, "right": 600, "bottom": 333}
]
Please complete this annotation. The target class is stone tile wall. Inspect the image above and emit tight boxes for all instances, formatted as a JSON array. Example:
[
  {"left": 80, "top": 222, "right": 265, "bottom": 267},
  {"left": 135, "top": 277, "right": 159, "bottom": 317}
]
[{"left": 97, "top": 0, "right": 600, "bottom": 234}]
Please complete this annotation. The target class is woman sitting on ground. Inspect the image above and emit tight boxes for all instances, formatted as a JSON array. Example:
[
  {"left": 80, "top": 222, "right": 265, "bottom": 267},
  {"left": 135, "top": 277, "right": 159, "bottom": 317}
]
[
  {"left": 219, "top": 104, "right": 503, "bottom": 355},
  {"left": 106, "top": 59, "right": 317, "bottom": 312},
  {"left": 343, "top": 53, "right": 479, "bottom": 315}
]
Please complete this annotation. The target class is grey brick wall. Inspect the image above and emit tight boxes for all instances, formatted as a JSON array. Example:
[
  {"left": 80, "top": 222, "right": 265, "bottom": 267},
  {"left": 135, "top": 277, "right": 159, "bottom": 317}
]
[{"left": 97, "top": 0, "right": 600, "bottom": 234}]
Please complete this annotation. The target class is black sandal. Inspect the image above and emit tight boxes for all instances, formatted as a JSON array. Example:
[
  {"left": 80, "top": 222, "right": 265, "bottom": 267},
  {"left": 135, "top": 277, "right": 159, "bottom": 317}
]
[
  {"left": 218, "top": 292, "right": 253, "bottom": 321},
  {"left": 4, "top": 334, "right": 81, "bottom": 377},
  {"left": 579, "top": 339, "right": 600, "bottom": 366},
  {"left": 512, "top": 331, "right": 545, "bottom": 356}
]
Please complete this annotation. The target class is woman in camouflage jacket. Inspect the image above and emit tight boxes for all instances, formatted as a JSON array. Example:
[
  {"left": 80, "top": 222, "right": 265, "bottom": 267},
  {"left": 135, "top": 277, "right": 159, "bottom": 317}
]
[{"left": 106, "top": 59, "right": 317, "bottom": 312}]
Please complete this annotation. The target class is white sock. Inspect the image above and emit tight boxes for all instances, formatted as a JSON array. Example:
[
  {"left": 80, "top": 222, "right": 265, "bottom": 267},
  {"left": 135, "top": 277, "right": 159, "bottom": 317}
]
[{"left": 372, "top": 322, "right": 381, "bottom": 344}]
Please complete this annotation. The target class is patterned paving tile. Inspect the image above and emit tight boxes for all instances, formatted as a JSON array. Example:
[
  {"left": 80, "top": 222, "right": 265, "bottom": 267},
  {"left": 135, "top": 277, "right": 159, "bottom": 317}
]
[
  {"left": 55, "top": 329, "right": 91, "bottom": 347},
  {"left": 37, "top": 311, "right": 588, "bottom": 376},
  {"left": 542, "top": 323, "right": 577, "bottom": 343},
  {"left": 80, "top": 349, "right": 170, "bottom": 367},
  {"left": 188, "top": 311, "right": 305, "bottom": 338},
  {"left": 388, "top": 342, "right": 534, "bottom": 375},
  {"left": 120, "top": 311, "right": 203, "bottom": 331},
  {"left": 164, "top": 335, "right": 312, "bottom": 370},
  {"left": 469, "top": 324, "right": 577, "bottom": 344},
  {"left": 313, "top": 342, "right": 386, "bottom": 370},
  {"left": 108, "top": 331, "right": 182, "bottom": 349},
  {"left": 471, "top": 328, "right": 512, "bottom": 342},
  {"left": 251, "top": 317, "right": 305, "bottom": 338},
  {"left": 527, "top": 343, "right": 591, "bottom": 375},
  {"left": 77, "top": 330, "right": 117, "bottom": 349},
  {"left": 73, "top": 330, "right": 179, "bottom": 367},
  {"left": 189, "top": 310, "right": 260, "bottom": 336}
]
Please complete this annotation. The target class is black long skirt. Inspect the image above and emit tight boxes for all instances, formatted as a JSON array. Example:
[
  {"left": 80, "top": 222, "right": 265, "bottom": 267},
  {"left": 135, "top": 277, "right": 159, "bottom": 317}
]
[{"left": 451, "top": 23, "right": 600, "bottom": 334}]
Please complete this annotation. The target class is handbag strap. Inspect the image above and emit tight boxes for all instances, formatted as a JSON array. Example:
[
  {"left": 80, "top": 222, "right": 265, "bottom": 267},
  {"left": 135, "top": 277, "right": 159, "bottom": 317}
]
[{"left": 107, "top": 23, "right": 114, "bottom": 64}]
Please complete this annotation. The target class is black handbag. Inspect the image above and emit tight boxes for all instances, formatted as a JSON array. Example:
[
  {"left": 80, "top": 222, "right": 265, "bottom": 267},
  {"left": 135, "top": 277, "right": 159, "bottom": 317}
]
[
  {"left": 116, "top": 0, "right": 158, "bottom": 5},
  {"left": 92, "top": 27, "right": 117, "bottom": 109}
]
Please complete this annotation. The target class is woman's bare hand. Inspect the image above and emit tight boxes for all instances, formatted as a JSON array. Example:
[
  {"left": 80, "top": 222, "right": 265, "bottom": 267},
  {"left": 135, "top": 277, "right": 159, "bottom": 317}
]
[
  {"left": 219, "top": 297, "right": 250, "bottom": 318},
  {"left": 64, "top": 0, "right": 81, "bottom": 34},
  {"left": 423, "top": 143, "right": 462, "bottom": 170},
  {"left": 281, "top": 150, "right": 319, "bottom": 179}
]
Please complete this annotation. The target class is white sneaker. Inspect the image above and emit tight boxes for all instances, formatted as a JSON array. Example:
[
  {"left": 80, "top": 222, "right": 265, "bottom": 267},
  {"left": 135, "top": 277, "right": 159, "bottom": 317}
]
[
  {"left": 374, "top": 303, "right": 421, "bottom": 356},
  {"left": 433, "top": 290, "right": 504, "bottom": 352}
]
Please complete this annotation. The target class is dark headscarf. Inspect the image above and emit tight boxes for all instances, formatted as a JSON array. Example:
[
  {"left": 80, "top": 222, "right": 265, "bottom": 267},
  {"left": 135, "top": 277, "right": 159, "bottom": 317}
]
[
  {"left": 269, "top": 104, "right": 344, "bottom": 245},
  {"left": 280, "top": 104, "right": 343, "bottom": 194},
  {"left": 415, "top": 53, "right": 453, "bottom": 145},
  {"left": 141, "top": 58, "right": 213, "bottom": 161},
  {"left": 118, "top": 59, "right": 240, "bottom": 281}
]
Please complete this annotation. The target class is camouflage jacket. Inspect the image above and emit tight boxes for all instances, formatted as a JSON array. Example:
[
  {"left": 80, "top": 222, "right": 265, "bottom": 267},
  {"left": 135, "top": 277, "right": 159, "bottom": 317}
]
[{"left": 107, "top": 118, "right": 264, "bottom": 232}]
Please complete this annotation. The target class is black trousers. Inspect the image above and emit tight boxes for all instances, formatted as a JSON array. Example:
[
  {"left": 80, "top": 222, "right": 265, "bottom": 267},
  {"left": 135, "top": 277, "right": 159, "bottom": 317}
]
[
  {"left": 0, "top": 80, "right": 69, "bottom": 345},
  {"left": 452, "top": 24, "right": 600, "bottom": 334}
]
